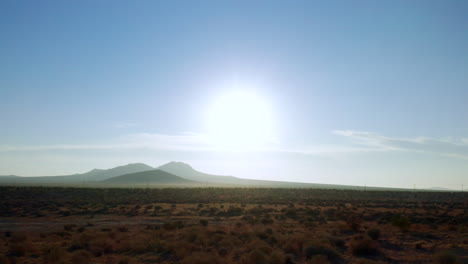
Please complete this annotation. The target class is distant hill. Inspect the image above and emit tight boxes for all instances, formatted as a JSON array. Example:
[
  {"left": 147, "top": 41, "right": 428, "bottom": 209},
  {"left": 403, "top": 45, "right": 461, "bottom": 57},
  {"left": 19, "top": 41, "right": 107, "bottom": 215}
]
[
  {"left": 102, "top": 170, "right": 194, "bottom": 185},
  {"left": 0, "top": 163, "right": 154, "bottom": 184},
  {"left": 156, "top": 161, "right": 377, "bottom": 189},
  {"left": 427, "top": 187, "right": 454, "bottom": 191},
  {"left": 77, "top": 163, "right": 154, "bottom": 181},
  {"left": 157, "top": 162, "right": 244, "bottom": 184},
  {"left": 0, "top": 161, "right": 416, "bottom": 191}
]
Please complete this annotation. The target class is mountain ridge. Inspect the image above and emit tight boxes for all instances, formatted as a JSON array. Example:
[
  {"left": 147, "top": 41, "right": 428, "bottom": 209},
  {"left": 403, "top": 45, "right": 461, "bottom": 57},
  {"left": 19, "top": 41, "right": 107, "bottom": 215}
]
[
  {"left": 0, "top": 163, "right": 154, "bottom": 184},
  {"left": 103, "top": 169, "right": 194, "bottom": 185},
  {"left": 0, "top": 161, "right": 447, "bottom": 191}
]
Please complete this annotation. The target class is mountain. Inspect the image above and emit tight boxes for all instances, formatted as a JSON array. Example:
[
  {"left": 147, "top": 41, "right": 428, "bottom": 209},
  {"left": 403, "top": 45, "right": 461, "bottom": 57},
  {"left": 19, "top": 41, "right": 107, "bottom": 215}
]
[
  {"left": 427, "top": 187, "right": 454, "bottom": 191},
  {"left": 155, "top": 161, "right": 407, "bottom": 190},
  {"left": 156, "top": 161, "right": 343, "bottom": 188},
  {"left": 157, "top": 162, "right": 244, "bottom": 184},
  {"left": 0, "top": 163, "right": 154, "bottom": 184},
  {"left": 0, "top": 161, "right": 411, "bottom": 190},
  {"left": 78, "top": 163, "right": 154, "bottom": 181},
  {"left": 103, "top": 170, "right": 195, "bottom": 185}
]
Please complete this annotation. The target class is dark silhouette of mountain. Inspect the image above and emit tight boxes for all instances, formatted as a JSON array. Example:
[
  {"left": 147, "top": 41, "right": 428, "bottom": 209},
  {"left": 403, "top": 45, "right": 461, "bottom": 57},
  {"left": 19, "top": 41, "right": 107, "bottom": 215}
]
[
  {"left": 0, "top": 161, "right": 413, "bottom": 190},
  {"left": 77, "top": 163, "right": 154, "bottom": 181},
  {"left": 102, "top": 170, "right": 194, "bottom": 185},
  {"left": 427, "top": 187, "right": 454, "bottom": 191},
  {"left": 157, "top": 162, "right": 243, "bottom": 184},
  {"left": 156, "top": 161, "right": 375, "bottom": 189},
  {"left": 0, "top": 163, "right": 154, "bottom": 184}
]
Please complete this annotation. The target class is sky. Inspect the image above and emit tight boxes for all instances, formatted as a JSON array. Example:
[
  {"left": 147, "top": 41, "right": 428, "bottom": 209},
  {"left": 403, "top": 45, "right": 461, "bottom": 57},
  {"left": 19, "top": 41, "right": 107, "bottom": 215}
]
[{"left": 0, "top": 0, "right": 467, "bottom": 189}]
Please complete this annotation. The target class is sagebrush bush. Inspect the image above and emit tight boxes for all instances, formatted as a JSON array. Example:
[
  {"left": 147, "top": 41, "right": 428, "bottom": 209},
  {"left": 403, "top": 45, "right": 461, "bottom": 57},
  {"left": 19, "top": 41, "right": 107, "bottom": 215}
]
[
  {"left": 7, "top": 235, "right": 34, "bottom": 258},
  {"left": 367, "top": 228, "right": 381, "bottom": 240},
  {"left": 391, "top": 214, "right": 411, "bottom": 232},
  {"left": 269, "top": 251, "right": 286, "bottom": 264},
  {"left": 117, "top": 226, "right": 129, "bottom": 232},
  {"left": 303, "top": 241, "right": 341, "bottom": 262},
  {"left": 42, "top": 245, "right": 67, "bottom": 263},
  {"left": 349, "top": 235, "right": 378, "bottom": 256},
  {"left": 346, "top": 215, "right": 362, "bottom": 231},
  {"left": 118, "top": 256, "right": 135, "bottom": 264},
  {"left": 8, "top": 243, "right": 27, "bottom": 257},
  {"left": 88, "top": 235, "right": 115, "bottom": 256},
  {"left": 242, "top": 249, "right": 268, "bottom": 264},
  {"left": 435, "top": 252, "right": 459, "bottom": 264},
  {"left": 309, "top": 255, "right": 330, "bottom": 264},
  {"left": 71, "top": 250, "right": 91, "bottom": 264},
  {"left": 63, "top": 224, "right": 76, "bottom": 231}
]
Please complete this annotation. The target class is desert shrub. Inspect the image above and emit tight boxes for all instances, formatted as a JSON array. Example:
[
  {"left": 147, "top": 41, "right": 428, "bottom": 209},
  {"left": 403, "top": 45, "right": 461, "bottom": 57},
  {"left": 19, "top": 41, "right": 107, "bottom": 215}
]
[
  {"left": 118, "top": 257, "right": 135, "bottom": 264},
  {"left": 241, "top": 249, "right": 268, "bottom": 264},
  {"left": 117, "top": 226, "right": 129, "bottom": 232},
  {"left": 43, "top": 245, "right": 67, "bottom": 263},
  {"left": 367, "top": 228, "right": 381, "bottom": 240},
  {"left": 64, "top": 224, "right": 76, "bottom": 231},
  {"left": 71, "top": 250, "right": 92, "bottom": 264},
  {"left": 7, "top": 235, "right": 34, "bottom": 258},
  {"left": 8, "top": 243, "right": 27, "bottom": 257},
  {"left": 246, "top": 239, "right": 272, "bottom": 253},
  {"left": 163, "top": 220, "right": 185, "bottom": 230},
  {"left": 303, "top": 241, "right": 341, "bottom": 262},
  {"left": 59, "top": 210, "right": 70, "bottom": 216},
  {"left": 218, "top": 247, "right": 228, "bottom": 256},
  {"left": 284, "top": 208, "right": 298, "bottom": 219},
  {"left": 309, "top": 255, "right": 330, "bottom": 264},
  {"left": 170, "top": 241, "right": 194, "bottom": 259},
  {"left": 88, "top": 235, "right": 114, "bottom": 256},
  {"left": 261, "top": 217, "right": 274, "bottom": 225},
  {"left": 349, "top": 235, "right": 378, "bottom": 256},
  {"left": 282, "top": 237, "right": 303, "bottom": 257},
  {"left": 225, "top": 206, "right": 243, "bottom": 217},
  {"left": 241, "top": 215, "right": 257, "bottom": 224},
  {"left": 70, "top": 232, "right": 93, "bottom": 251},
  {"left": 269, "top": 251, "right": 286, "bottom": 264},
  {"left": 346, "top": 215, "right": 362, "bottom": 231},
  {"left": 435, "top": 252, "right": 459, "bottom": 264},
  {"left": 328, "top": 236, "right": 346, "bottom": 249},
  {"left": 200, "top": 219, "right": 208, "bottom": 226},
  {"left": 392, "top": 214, "right": 411, "bottom": 232}
]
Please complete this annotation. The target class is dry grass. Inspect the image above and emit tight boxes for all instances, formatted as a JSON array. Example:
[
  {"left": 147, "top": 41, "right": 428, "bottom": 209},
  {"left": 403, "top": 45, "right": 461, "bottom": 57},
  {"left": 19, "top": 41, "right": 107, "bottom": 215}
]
[{"left": 0, "top": 187, "right": 466, "bottom": 263}]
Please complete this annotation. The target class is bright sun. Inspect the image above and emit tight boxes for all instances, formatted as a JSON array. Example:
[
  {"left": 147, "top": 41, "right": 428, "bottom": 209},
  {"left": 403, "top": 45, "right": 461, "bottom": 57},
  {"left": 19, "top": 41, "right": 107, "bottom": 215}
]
[{"left": 206, "top": 90, "right": 275, "bottom": 151}]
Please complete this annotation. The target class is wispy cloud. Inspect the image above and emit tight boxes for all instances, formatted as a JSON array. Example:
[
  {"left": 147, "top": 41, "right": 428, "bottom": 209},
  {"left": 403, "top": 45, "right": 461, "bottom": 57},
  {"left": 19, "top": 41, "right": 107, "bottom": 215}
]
[
  {"left": 117, "top": 132, "right": 213, "bottom": 151},
  {"left": 0, "top": 132, "right": 213, "bottom": 153},
  {"left": 2, "top": 130, "right": 468, "bottom": 160},
  {"left": 333, "top": 130, "right": 468, "bottom": 159}
]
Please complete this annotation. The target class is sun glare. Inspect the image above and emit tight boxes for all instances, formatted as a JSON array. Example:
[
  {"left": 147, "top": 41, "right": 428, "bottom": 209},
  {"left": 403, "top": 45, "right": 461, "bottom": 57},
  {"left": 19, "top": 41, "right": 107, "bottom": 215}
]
[{"left": 206, "top": 90, "right": 275, "bottom": 151}]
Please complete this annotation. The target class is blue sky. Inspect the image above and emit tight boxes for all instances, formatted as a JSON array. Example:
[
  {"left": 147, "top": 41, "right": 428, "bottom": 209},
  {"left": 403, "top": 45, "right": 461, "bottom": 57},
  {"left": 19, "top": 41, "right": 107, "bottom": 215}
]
[{"left": 1, "top": 0, "right": 467, "bottom": 189}]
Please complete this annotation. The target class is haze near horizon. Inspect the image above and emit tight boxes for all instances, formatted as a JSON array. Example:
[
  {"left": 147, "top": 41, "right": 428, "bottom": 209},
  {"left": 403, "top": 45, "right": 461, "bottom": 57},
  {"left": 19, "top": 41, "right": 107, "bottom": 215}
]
[{"left": 1, "top": 0, "right": 467, "bottom": 189}]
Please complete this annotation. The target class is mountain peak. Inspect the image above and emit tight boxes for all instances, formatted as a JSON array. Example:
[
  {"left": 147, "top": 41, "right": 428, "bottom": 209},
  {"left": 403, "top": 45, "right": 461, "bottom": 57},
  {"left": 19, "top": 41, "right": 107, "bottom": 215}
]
[
  {"left": 115, "top": 163, "right": 153, "bottom": 169},
  {"left": 79, "top": 163, "right": 154, "bottom": 181},
  {"left": 163, "top": 161, "right": 193, "bottom": 169}
]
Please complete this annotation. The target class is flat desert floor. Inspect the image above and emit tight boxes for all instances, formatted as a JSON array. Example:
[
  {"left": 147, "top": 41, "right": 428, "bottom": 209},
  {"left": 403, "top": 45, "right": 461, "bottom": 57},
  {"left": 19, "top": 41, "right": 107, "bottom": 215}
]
[{"left": 0, "top": 187, "right": 466, "bottom": 264}]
